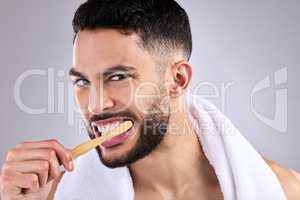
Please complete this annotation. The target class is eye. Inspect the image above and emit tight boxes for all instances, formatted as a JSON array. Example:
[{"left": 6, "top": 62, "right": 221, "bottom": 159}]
[
  {"left": 72, "top": 78, "right": 90, "bottom": 87},
  {"left": 109, "top": 74, "right": 130, "bottom": 81}
]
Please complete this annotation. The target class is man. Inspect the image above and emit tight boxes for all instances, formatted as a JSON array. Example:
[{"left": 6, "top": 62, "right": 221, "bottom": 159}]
[{"left": 0, "top": 0, "right": 299, "bottom": 199}]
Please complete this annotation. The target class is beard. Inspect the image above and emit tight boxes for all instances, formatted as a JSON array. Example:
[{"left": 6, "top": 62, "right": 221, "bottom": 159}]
[{"left": 85, "top": 101, "right": 170, "bottom": 168}]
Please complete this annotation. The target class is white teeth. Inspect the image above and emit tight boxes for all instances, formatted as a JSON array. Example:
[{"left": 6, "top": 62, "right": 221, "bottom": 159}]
[{"left": 94, "top": 121, "right": 122, "bottom": 135}]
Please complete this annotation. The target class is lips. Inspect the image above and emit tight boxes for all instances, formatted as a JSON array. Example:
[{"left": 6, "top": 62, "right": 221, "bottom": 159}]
[{"left": 100, "top": 127, "right": 133, "bottom": 148}]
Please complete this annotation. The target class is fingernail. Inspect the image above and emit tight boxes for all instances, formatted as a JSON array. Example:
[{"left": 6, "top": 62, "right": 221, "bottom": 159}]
[{"left": 68, "top": 161, "right": 74, "bottom": 171}]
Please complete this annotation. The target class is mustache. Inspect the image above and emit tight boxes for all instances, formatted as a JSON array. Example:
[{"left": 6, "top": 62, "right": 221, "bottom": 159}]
[{"left": 89, "top": 110, "right": 138, "bottom": 123}]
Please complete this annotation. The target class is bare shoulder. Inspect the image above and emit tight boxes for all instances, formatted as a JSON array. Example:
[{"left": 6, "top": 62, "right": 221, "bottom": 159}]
[{"left": 265, "top": 159, "right": 300, "bottom": 200}]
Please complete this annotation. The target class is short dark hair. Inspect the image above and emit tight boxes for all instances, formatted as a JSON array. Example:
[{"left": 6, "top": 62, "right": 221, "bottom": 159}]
[{"left": 72, "top": 0, "right": 192, "bottom": 61}]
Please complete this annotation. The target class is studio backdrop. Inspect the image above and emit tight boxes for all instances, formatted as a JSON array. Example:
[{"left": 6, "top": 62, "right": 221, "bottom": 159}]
[{"left": 0, "top": 0, "right": 299, "bottom": 171}]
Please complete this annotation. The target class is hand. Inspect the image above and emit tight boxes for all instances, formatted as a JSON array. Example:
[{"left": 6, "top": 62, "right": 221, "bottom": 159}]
[{"left": 0, "top": 139, "right": 74, "bottom": 200}]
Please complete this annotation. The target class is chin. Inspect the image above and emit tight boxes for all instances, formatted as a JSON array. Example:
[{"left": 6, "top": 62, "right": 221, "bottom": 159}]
[
  {"left": 98, "top": 147, "right": 135, "bottom": 168},
  {"left": 96, "top": 132, "right": 141, "bottom": 168}
]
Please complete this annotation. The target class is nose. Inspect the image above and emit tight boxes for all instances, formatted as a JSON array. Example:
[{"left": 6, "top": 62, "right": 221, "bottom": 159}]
[{"left": 87, "top": 84, "right": 115, "bottom": 114}]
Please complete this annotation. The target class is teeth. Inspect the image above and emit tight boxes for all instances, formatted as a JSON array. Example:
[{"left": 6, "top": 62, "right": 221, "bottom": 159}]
[{"left": 93, "top": 121, "right": 122, "bottom": 136}]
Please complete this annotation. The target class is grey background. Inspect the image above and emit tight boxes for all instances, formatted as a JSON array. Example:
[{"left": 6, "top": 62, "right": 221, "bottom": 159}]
[{"left": 0, "top": 0, "right": 299, "bottom": 171}]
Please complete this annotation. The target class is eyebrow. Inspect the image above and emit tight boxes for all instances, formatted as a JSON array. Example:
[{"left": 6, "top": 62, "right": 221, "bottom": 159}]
[
  {"left": 69, "top": 68, "right": 86, "bottom": 78},
  {"left": 69, "top": 65, "right": 137, "bottom": 78}
]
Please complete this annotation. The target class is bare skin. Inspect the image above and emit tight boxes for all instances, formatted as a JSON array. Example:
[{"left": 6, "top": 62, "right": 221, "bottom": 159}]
[
  {"left": 71, "top": 29, "right": 223, "bottom": 200},
  {"left": 266, "top": 160, "right": 300, "bottom": 200},
  {"left": 0, "top": 29, "right": 299, "bottom": 200},
  {"left": 0, "top": 140, "right": 73, "bottom": 200},
  {"left": 130, "top": 109, "right": 224, "bottom": 200}
]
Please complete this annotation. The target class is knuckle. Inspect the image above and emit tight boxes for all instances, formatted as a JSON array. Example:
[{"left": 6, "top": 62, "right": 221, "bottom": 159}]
[
  {"left": 48, "top": 139, "right": 59, "bottom": 148},
  {"left": 15, "top": 141, "right": 30, "bottom": 149},
  {"left": 40, "top": 161, "right": 50, "bottom": 171},
  {"left": 1, "top": 162, "right": 12, "bottom": 174},
  {"left": 47, "top": 149, "right": 56, "bottom": 160},
  {"left": 52, "top": 170, "right": 60, "bottom": 179},
  {"left": 0, "top": 175, "right": 12, "bottom": 188},
  {"left": 28, "top": 174, "right": 38, "bottom": 186},
  {"left": 5, "top": 149, "right": 18, "bottom": 161}
]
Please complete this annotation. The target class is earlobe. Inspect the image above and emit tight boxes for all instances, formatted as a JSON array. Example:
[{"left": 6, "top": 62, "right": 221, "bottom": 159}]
[
  {"left": 168, "top": 78, "right": 181, "bottom": 98},
  {"left": 169, "top": 84, "right": 181, "bottom": 98}
]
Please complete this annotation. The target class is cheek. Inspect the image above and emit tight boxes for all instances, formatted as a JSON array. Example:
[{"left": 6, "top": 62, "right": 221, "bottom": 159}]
[
  {"left": 106, "top": 80, "right": 136, "bottom": 108},
  {"left": 132, "top": 82, "right": 162, "bottom": 114},
  {"left": 74, "top": 88, "right": 90, "bottom": 113}
]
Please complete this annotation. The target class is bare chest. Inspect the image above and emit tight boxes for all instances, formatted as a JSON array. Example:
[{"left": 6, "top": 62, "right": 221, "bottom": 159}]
[{"left": 134, "top": 186, "right": 223, "bottom": 200}]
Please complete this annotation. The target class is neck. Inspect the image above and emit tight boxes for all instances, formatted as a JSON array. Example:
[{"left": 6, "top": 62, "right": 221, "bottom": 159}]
[{"left": 128, "top": 99, "right": 220, "bottom": 196}]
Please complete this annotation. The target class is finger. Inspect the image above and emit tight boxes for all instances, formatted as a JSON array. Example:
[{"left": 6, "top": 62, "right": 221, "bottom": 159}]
[
  {"left": 13, "top": 140, "right": 73, "bottom": 171},
  {"left": 5, "top": 148, "right": 62, "bottom": 180},
  {"left": 2, "top": 160, "right": 49, "bottom": 187},
  {"left": 0, "top": 173, "right": 39, "bottom": 194},
  {"left": 0, "top": 175, "right": 22, "bottom": 197}
]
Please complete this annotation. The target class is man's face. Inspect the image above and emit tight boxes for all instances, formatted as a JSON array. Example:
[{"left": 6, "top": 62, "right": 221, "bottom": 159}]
[{"left": 70, "top": 29, "right": 171, "bottom": 168}]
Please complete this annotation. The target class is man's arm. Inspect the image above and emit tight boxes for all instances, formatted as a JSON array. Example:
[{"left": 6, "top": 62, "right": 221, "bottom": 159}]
[{"left": 265, "top": 159, "right": 300, "bottom": 200}]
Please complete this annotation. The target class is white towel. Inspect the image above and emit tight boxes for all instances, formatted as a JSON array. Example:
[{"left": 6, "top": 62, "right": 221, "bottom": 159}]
[{"left": 55, "top": 96, "right": 286, "bottom": 200}]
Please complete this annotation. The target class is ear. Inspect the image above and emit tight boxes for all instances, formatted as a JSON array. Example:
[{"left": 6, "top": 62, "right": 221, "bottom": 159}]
[{"left": 169, "top": 61, "right": 192, "bottom": 98}]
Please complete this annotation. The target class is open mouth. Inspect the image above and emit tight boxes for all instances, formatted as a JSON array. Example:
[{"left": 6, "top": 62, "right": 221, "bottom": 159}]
[
  {"left": 91, "top": 118, "right": 134, "bottom": 138},
  {"left": 90, "top": 118, "right": 135, "bottom": 148}
]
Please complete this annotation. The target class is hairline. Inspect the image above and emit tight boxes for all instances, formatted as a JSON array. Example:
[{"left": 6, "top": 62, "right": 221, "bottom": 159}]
[{"left": 73, "top": 27, "right": 184, "bottom": 70}]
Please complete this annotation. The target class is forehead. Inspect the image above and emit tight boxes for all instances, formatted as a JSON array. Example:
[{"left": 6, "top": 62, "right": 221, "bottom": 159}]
[{"left": 73, "top": 29, "right": 152, "bottom": 73}]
